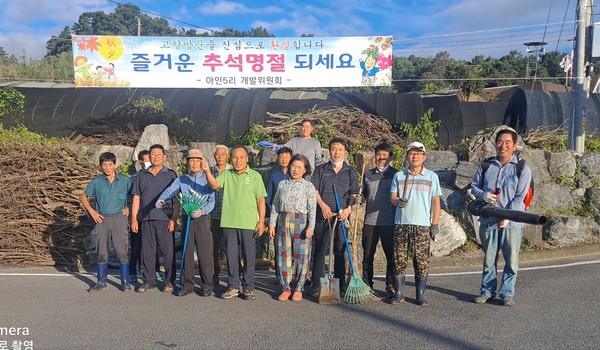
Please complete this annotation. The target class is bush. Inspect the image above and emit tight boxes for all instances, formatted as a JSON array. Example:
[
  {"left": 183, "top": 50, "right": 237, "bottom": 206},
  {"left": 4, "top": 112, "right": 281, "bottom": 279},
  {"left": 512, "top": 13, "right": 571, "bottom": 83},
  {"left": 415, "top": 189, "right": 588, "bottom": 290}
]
[
  {"left": 0, "top": 87, "right": 25, "bottom": 119},
  {"left": 399, "top": 108, "right": 441, "bottom": 150}
]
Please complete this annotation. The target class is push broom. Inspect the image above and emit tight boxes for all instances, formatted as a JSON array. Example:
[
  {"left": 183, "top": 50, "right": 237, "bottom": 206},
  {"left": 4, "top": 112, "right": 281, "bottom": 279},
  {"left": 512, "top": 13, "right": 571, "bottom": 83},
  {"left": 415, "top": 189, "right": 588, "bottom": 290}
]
[{"left": 332, "top": 185, "right": 376, "bottom": 304}]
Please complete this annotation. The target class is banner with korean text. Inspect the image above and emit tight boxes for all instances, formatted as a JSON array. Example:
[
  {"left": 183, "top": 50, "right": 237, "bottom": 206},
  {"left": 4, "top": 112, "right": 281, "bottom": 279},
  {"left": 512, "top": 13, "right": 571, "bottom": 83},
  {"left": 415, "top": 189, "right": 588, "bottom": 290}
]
[{"left": 71, "top": 35, "right": 393, "bottom": 88}]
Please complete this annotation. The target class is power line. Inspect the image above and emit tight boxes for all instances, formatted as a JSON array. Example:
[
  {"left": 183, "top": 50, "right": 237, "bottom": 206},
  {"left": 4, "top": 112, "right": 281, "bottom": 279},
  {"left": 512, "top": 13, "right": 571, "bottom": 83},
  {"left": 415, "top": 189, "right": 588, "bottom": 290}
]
[
  {"left": 392, "top": 20, "right": 578, "bottom": 43},
  {"left": 105, "top": 0, "right": 215, "bottom": 33}
]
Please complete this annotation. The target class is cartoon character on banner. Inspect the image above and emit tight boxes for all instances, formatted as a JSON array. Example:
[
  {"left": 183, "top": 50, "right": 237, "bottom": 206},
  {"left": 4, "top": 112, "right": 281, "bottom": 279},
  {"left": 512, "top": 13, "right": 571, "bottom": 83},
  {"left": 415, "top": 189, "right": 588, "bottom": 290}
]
[{"left": 74, "top": 56, "right": 93, "bottom": 79}]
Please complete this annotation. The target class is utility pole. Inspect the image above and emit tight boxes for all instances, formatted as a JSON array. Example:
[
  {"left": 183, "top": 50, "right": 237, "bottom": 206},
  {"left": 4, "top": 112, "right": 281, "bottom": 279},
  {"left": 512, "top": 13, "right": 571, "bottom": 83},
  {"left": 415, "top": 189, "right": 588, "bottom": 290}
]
[
  {"left": 137, "top": 16, "right": 141, "bottom": 36},
  {"left": 571, "top": 0, "right": 592, "bottom": 153}
]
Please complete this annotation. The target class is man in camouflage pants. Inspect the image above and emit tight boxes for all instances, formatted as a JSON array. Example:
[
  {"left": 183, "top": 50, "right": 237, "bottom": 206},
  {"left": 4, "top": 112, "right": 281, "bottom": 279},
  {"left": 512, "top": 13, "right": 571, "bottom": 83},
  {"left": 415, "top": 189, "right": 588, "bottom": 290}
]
[{"left": 389, "top": 142, "right": 441, "bottom": 307}]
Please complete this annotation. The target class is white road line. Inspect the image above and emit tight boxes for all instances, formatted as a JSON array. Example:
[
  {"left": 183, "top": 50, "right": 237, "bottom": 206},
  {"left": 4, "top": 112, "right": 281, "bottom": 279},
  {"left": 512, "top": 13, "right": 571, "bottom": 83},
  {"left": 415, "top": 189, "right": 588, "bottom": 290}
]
[{"left": 1, "top": 260, "right": 598, "bottom": 278}]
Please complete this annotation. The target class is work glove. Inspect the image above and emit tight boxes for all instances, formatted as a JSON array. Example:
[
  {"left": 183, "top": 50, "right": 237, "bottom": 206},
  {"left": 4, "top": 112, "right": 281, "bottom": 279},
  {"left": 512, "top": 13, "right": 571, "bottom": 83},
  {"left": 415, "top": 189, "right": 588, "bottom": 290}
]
[
  {"left": 354, "top": 194, "right": 364, "bottom": 205},
  {"left": 189, "top": 209, "right": 203, "bottom": 219},
  {"left": 430, "top": 224, "right": 439, "bottom": 241},
  {"left": 483, "top": 192, "right": 497, "bottom": 204},
  {"left": 155, "top": 199, "right": 166, "bottom": 208},
  {"left": 397, "top": 198, "right": 408, "bottom": 208}
]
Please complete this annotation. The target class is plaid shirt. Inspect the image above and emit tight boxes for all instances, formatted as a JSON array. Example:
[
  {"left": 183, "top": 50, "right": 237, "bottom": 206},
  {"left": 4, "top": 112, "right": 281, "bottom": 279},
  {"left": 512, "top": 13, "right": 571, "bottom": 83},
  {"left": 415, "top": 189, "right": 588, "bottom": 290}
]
[{"left": 210, "top": 164, "right": 232, "bottom": 220}]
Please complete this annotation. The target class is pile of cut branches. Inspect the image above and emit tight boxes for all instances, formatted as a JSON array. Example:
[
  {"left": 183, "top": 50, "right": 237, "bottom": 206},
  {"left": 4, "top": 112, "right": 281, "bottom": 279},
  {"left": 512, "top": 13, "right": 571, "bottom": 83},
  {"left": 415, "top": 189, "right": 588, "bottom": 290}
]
[
  {"left": 71, "top": 122, "right": 142, "bottom": 147},
  {"left": 260, "top": 105, "right": 405, "bottom": 150},
  {"left": 0, "top": 135, "right": 96, "bottom": 267},
  {"left": 522, "top": 126, "right": 569, "bottom": 152}
]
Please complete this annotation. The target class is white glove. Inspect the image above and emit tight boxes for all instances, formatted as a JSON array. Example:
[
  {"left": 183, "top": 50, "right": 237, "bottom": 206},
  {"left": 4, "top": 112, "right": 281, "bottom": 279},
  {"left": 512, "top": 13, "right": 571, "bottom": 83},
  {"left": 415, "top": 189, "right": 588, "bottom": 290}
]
[
  {"left": 397, "top": 198, "right": 408, "bottom": 208},
  {"left": 189, "top": 209, "right": 203, "bottom": 219},
  {"left": 155, "top": 199, "right": 166, "bottom": 208},
  {"left": 354, "top": 194, "right": 364, "bottom": 205},
  {"left": 483, "top": 192, "right": 497, "bottom": 204}
]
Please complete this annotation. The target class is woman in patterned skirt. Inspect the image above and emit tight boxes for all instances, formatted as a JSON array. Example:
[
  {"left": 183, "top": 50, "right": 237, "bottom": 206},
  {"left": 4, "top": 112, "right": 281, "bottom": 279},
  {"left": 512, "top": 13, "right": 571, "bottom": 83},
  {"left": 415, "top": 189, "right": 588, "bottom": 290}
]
[{"left": 268, "top": 154, "right": 317, "bottom": 302}]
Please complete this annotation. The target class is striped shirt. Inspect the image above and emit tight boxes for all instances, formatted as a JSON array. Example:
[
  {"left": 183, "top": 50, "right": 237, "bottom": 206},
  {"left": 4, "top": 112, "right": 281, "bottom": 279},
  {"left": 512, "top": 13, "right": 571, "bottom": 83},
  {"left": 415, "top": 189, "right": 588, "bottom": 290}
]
[
  {"left": 210, "top": 164, "right": 232, "bottom": 220},
  {"left": 390, "top": 167, "right": 441, "bottom": 226},
  {"left": 311, "top": 161, "right": 359, "bottom": 220}
]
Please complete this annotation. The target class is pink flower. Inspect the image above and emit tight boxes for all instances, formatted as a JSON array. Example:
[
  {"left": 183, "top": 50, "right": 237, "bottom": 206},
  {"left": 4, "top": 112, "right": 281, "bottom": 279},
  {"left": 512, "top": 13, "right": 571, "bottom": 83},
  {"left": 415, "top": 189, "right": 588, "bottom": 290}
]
[{"left": 377, "top": 55, "right": 392, "bottom": 70}]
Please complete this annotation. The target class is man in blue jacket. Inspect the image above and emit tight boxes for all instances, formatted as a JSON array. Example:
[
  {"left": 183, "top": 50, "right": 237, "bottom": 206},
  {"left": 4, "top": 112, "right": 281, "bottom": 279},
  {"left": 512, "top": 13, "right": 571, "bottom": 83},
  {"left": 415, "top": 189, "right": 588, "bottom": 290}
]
[
  {"left": 470, "top": 128, "right": 532, "bottom": 306},
  {"left": 157, "top": 149, "right": 216, "bottom": 297}
]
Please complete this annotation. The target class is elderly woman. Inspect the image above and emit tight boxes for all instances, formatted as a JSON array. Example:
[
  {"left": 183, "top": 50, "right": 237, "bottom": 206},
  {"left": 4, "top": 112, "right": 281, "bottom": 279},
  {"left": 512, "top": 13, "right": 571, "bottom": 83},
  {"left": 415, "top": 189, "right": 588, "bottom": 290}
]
[{"left": 269, "top": 154, "right": 317, "bottom": 302}]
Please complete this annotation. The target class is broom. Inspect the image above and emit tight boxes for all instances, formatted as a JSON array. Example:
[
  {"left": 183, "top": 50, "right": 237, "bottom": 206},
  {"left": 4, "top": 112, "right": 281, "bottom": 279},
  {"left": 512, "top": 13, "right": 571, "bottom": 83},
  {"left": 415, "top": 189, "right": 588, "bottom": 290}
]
[
  {"left": 176, "top": 189, "right": 209, "bottom": 291},
  {"left": 351, "top": 161, "right": 366, "bottom": 277},
  {"left": 332, "top": 185, "right": 376, "bottom": 304}
]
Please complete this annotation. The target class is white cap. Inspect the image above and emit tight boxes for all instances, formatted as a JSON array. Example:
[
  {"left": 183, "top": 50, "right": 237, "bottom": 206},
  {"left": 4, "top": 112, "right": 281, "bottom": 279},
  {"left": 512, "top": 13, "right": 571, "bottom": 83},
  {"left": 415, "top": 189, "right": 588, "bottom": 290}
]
[{"left": 406, "top": 141, "right": 426, "bottom": 154}]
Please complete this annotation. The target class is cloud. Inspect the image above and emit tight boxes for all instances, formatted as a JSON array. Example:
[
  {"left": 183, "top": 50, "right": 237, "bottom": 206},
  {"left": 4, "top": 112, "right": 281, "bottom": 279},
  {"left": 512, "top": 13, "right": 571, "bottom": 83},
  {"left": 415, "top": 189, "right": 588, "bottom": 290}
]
[
  {"left": 198, "top": 1, "right": 283, "bottom": 15},
  {"left": 0, "top": 0, "right": 111, "bottom": 59}
]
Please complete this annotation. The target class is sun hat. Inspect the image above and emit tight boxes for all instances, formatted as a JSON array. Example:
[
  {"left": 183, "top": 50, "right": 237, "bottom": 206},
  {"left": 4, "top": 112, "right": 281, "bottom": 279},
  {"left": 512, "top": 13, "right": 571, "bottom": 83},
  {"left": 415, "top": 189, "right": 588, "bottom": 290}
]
[{"left": 186, "top": 149, "right": 204, "bottom": 159}]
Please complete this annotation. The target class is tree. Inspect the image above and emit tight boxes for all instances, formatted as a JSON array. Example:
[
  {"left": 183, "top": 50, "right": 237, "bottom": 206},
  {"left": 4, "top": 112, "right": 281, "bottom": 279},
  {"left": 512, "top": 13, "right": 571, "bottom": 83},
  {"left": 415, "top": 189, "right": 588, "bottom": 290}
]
[
  {"left": 445, "top": 61, "right": 484, "bottom": 100},
  {"left": 46, "top": 26, "right": 72, "bottom": 57},
  {"left": 418, "top": 51, "right": 453, "bottom": 92}
]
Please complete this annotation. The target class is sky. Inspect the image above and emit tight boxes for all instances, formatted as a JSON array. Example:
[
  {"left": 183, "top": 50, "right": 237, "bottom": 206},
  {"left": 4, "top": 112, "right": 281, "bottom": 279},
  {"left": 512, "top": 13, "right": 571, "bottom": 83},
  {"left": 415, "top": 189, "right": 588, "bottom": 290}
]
[{"left": 0, "top": 0, "right": 580, "bottom": 61}]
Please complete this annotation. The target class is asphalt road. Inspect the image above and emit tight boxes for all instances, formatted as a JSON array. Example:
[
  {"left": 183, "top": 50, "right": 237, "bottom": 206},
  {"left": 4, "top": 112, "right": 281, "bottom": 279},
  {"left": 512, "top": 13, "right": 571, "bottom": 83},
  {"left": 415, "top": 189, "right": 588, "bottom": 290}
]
[{"left": 1, "top": 253, "right": 599, "bottom": 350}]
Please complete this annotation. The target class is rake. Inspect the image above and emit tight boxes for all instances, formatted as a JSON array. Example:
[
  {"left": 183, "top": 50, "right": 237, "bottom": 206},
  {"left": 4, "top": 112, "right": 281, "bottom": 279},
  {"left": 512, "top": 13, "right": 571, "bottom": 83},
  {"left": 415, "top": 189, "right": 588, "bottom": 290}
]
[{"left": 332, "top": 185, "right": 377, "bottom": 304}]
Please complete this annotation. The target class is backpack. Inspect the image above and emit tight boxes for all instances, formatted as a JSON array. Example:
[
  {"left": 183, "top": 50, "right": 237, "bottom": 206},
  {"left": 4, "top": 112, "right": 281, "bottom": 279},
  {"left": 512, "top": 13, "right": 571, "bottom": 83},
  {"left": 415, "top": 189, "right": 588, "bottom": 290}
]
[{"left": 479, "top": 157, "right": 534, "bottom": 209}]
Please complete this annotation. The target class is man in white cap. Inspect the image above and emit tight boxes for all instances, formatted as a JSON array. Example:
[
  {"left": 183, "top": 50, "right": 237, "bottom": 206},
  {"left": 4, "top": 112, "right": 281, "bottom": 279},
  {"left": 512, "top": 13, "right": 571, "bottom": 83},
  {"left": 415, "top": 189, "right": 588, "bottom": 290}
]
[
  {"left": 389, "top": 141, "right": 441, "bottom": 307},
  {"left": 157, "top": 149, "right": 216, "bottom": 297}
]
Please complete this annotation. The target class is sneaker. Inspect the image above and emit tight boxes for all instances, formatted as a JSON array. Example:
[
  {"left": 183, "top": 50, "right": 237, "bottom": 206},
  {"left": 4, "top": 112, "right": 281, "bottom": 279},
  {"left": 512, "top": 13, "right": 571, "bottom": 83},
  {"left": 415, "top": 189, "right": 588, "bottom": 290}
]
[
  {"left": 291, "top": 291, "right": 303, "bottom": 302},
  {"left": 201, "top": 289, "right": 214, "bottom": 297},
  {"left": 473, "top": 294, "right": 491, "bottom": 304},
  {"left": 503, "top": 297, "right": 515, "bottom": 306},
  {"left": 278, "top": 290, "right": 292, "bottom": 301},
  {"left": 242, "top": 290, "right": 255, "bottom": 300},
  {"left": 222, "top": 288, "right": 240, "bottom": 299}
]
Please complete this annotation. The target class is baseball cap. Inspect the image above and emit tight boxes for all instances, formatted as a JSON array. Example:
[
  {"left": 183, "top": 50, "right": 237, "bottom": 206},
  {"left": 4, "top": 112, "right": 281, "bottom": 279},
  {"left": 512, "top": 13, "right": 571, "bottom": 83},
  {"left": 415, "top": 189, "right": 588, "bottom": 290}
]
[
  {"left": 406, "top": 141, "right": 426, "bottom": 154},
  {"left": 186, "top": 149, "right": 204, "bottom": 159}
]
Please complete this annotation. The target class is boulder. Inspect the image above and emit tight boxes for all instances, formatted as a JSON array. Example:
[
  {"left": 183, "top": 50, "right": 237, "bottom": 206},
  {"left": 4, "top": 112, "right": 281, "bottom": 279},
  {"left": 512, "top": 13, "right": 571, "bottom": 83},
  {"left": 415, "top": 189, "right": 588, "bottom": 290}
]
[
  {"left": 578, "top": 153, "right": 600, "bottom": 189},
  {"left": 539, "top": 183, "right": 578, "bottom": 214},
  {"left": 166, "top": 148, "right": 184, "bottom": 174},
  {"left": 543, "top": 216, "right": 600, "bottom": 246},
  {"left": 454, "top": 161, "right": 478, "bottom": 189},
  {"left": 78, "top": 144, "right": 134, "bottom": 169},
  {"left": 525, "top": 149, "right": 551, "bottom": 184},
  {"left": 133, "top": 124, "right": 170, "bottom": 169},
  {"left": 587, "top": 187, "right": 600, "bottom": 221},
  {"left": 188, "top": 142, "right": 218, "bottom": 167},
  {"left": 424, "top": 150, "right": 458, "bottom": 171},
  {"left": 354, "top": 149, "right": 375, "bottom": 174},
  {"left": 546, "top": 151, "right": 577, "bottom": 178},
  {"left": 259, "top": 147, "right": 278, "bottom": 166},
  {"left": 431, "top": 211, "right": 467, "bottom": 257}
]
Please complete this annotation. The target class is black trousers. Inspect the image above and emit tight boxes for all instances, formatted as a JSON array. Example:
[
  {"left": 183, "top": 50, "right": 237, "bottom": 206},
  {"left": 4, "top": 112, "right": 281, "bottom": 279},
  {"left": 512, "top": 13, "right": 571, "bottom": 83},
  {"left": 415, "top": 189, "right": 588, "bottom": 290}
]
[
  {"left": 129, "top": 228, "right": 164, "bottom": 276},
  {"left": 211, "top": 218, "right": 223, "bottom": 281},
  {"left": 141, "top": 220, "right": 175, "bottom": 286},
  {"left": 223, "top": 228, "right": 255, "bottom": 291},
  {"left": 311, "top": 218, "right": 346, "bottom": 288},
  {"left": 361, "top": 225, "right": 395, "bottom": 287},
  {"left": 181, "top": 215, "right": 214, "bottom": 291}
]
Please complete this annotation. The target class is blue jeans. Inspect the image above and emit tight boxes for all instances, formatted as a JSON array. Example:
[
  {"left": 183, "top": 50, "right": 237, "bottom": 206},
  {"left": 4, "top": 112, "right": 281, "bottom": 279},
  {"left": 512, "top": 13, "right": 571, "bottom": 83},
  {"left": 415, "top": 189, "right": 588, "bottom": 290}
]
[{"left": 478, "top": 224, "right": 522, "bottom": 298}]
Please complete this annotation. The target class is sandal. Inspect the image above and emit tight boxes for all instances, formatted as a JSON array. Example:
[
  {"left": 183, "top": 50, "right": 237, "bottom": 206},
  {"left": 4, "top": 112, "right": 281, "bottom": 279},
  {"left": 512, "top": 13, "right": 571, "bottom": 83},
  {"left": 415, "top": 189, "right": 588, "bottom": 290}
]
[
  {"left": 136, "top": 282, "right": 155, "bottom": 293},
  {"left": 163, "top": 283, "right": 174, "bottom": 293}
]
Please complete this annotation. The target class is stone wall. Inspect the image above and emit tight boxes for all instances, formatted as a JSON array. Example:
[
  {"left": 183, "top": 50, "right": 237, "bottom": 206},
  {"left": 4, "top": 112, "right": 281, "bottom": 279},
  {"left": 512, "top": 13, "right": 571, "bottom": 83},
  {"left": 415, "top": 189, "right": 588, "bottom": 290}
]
[{"left": 80, "top": 124, "right": 600, "bottom": 267}]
